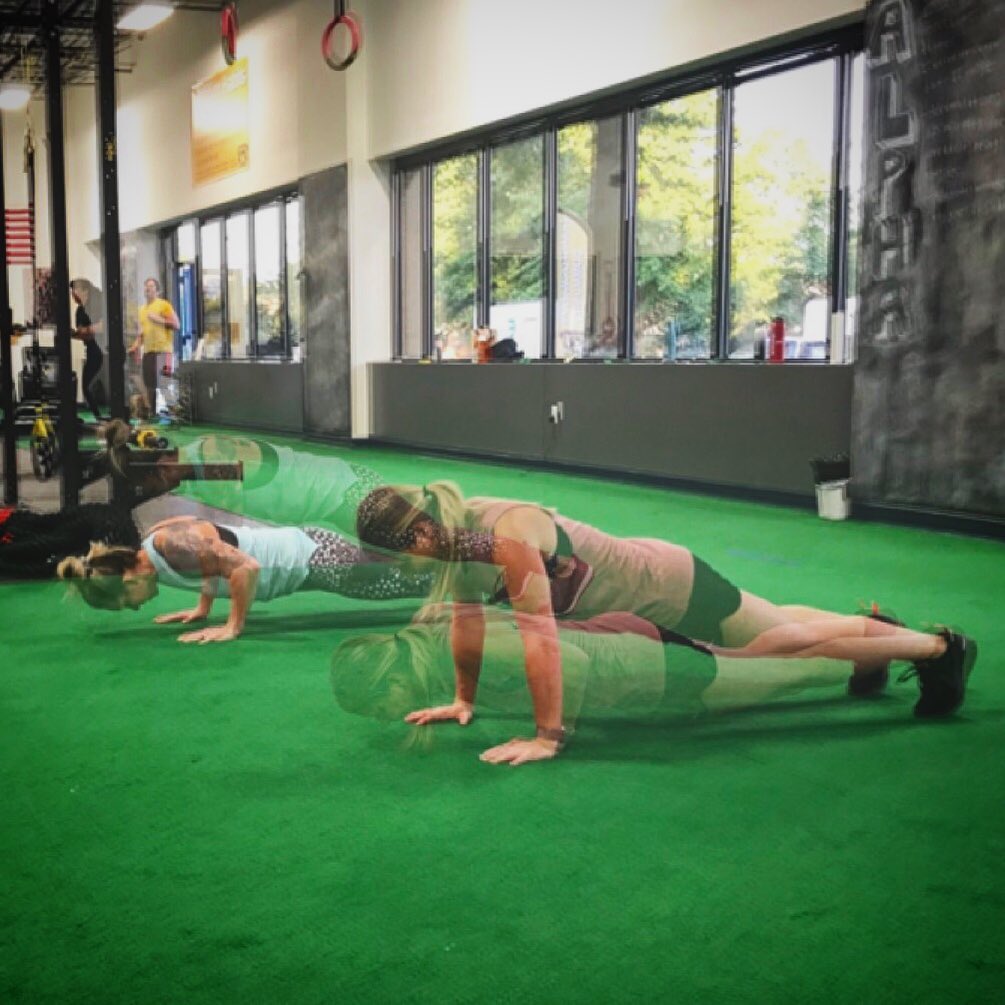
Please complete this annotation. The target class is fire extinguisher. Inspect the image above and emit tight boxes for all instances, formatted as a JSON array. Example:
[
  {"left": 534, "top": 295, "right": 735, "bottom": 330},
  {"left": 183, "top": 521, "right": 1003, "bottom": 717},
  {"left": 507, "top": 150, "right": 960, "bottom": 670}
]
[{"left": 768, "top": 316, "right": 786, "bottom": 363}]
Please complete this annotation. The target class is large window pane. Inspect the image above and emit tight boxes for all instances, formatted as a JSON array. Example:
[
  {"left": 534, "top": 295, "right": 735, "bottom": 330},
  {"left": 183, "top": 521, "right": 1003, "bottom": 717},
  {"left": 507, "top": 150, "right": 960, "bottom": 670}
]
[
  {"left": 844, "top": 53, "right": 866, "bottom": 358},
  {"left": 556, "top": 116, "right": 624, "bottom": 358},
  {"left": 634, "top": 90, "right": 718, "bottom": 359},
  {"left": 176, "top": 221, "right": 197, "bottom": 264},
  {"left": 226, "top": 213, "right": 252, "bottom": 359},
  {"left": 200, "top": 220, "right": 224, "bottom": 360},
  {"left": 433, "top": 154, "right": 478, "bottom": 360},
  {"left": 286, "top": 198, "right": 303, "bottom": 362},
  {"left": 489, "top": 136, "right": 544, "bottom": 358},
  {"left": 399, "top": 168, "right": 424, "bottom": 357},
  {"left": 729, "top": 60, "right": 836, "bottom": 359},
  {"left": 255, "top": 203, "right": 284, "bottom": 357}
]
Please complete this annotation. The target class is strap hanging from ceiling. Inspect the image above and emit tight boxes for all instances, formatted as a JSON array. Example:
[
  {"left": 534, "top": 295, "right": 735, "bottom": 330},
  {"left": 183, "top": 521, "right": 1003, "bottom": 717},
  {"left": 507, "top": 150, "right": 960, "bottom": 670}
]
[
  {"left": 220, "top": 3, "right": 239, "bottom": 65},
  {"left": 322, "top": 0, "right": 362, "bottom": 71}
]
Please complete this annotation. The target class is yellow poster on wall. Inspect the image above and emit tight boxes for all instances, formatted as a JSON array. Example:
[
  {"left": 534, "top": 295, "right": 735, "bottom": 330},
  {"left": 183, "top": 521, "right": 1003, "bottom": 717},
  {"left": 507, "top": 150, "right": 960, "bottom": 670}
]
[{"left": 191, "top": 58, "right": 250, "bottom": 186}]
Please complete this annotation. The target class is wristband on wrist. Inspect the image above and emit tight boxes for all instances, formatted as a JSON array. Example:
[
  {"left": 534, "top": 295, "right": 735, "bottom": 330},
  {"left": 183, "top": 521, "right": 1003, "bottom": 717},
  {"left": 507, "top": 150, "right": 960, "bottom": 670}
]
[{"left": 536, "top": 725, "right": 566, "bottom": 750}]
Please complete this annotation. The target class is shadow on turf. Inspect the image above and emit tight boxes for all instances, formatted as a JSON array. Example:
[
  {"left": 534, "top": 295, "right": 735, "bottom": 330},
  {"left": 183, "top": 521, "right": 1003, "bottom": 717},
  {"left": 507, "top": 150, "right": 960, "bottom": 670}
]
[
  {"left": 566, "top": 696, "right": 986, "bottom": 763},
  {"left": 89, "top": 606, "right": 424, "bottom": 643},
  {"left": 350, "top": 695, "right": 988, "bottom": 768}
]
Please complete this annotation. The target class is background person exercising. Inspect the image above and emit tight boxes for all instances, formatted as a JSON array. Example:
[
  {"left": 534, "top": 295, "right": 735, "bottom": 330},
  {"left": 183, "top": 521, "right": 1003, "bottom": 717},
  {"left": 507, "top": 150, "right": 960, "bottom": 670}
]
[
  {"left": 131, "top": 277, "right": 179, "bottom": 415},
  {"left": 70, "top": 278, "right": 107, "bottom": 421}
]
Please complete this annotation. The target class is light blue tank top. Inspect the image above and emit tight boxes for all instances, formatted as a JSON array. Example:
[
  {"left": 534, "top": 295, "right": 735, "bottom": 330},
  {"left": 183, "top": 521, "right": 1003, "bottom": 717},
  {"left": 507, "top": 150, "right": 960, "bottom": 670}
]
[{"left": 142, "top": 524, "right": 317, "bottom": 602}]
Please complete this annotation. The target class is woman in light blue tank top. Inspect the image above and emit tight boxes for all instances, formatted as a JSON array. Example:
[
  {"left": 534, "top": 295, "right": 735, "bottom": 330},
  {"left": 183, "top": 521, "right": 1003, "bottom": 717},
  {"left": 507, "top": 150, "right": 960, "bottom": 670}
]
[{"left": 57, "top": 516, "right": 432, "bottom": 643}]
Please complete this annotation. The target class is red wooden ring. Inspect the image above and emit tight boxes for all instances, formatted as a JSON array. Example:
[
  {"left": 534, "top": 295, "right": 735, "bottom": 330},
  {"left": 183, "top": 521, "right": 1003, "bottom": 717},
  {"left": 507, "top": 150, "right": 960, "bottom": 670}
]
[
  {"left": 321, "top": 11, "right": 362, "bottom": 71},
  {"left": 221, "top": 4, "right": 239, "bottom": 65}
]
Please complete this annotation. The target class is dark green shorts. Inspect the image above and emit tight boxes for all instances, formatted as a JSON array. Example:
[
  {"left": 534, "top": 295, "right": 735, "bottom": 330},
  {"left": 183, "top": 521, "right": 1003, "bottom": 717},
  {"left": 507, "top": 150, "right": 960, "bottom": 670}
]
[{"left": 674, "top": 556, "right": 742, "bottom": 646}]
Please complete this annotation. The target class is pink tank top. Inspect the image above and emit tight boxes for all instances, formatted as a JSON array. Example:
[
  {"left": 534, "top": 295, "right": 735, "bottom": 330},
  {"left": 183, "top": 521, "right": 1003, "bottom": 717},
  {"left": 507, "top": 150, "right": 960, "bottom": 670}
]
[{"left": 465, "top": 497, "right": 694, "bottom": 630}]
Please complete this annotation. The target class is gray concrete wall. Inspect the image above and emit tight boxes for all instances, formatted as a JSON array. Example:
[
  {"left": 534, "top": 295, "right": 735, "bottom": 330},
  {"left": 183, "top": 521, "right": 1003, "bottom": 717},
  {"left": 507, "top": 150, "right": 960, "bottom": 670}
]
[
  {"left": 181, "top": 360, "right": 304, "bottom": 434},
  {"left": 371, "top": 362, "right": 853, "bottom": 497},
  {"left": 853, "top": 0, "right": 1005, "bottom": 518},
  {"left": 302, "top": 164, "right": 351, "bottom": 438}
]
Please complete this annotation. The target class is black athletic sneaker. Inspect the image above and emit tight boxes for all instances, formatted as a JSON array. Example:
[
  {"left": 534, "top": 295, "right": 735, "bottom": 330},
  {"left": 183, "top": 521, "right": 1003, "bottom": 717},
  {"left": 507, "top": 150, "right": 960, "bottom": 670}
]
[
  {"left": 847, "top": 604, "right": 904, "bottom": 697},
  {"left": 910, "top": 630, "right": 977, "bottom": 718}
]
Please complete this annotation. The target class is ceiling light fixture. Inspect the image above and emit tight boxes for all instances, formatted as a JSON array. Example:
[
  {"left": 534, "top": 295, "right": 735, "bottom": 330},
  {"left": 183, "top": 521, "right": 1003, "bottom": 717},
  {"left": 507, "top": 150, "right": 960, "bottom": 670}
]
[
  {"left": 0, "top": 82, "right": 32, "bottom": 111},
  {"left": 117, "top": 4, "right": 175, "bottom": 33}
]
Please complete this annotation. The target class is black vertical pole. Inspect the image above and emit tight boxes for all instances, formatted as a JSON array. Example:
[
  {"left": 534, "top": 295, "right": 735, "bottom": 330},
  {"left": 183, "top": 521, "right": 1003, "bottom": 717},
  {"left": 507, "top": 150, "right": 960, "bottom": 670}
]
[
  {"left": 0, "top": 113, "right": 18, "bottom": 505},
  {"left": 621, "top": 110, "right": 637, "bottom": 359},
  {"left": 543, "top": 128, "right": 557, "bottom": 360},
  {"left": 95, "top": 0, "right": 126, "bottom": 422},
  {"left": 44, "top": 0, "right": 80, "bottom": 507},
  {"left": 712, "top": 82, "right": 735, "bottom": 360},
  {"left": 477, "top": 149, "right": 490, "bottom": 330}
]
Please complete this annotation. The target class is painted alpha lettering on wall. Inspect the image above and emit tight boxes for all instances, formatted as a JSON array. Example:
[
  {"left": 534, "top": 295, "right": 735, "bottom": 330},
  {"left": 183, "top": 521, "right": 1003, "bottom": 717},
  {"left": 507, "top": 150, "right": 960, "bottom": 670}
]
[{"left": 867, "top": 0, "right": 918, "bottom": 343}]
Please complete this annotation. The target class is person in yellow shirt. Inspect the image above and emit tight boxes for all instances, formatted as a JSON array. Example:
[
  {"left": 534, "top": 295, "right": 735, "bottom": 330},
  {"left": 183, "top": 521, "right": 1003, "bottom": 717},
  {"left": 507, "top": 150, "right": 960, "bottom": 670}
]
[{"left": 130, "top": 277, "right": 180, "bottom": 415}]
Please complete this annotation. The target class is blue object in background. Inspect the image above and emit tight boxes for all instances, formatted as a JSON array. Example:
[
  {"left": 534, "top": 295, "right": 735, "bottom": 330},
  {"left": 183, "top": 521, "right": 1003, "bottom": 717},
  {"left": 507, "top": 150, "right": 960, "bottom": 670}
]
[{"left": 664, "top": 319, "right": 679, "bottom": 361}]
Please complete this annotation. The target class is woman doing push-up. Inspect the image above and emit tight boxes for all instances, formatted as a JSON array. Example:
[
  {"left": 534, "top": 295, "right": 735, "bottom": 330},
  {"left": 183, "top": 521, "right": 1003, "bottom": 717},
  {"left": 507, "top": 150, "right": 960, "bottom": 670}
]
[
  {"left": 354, "top": 482, "right": 976, "bottom": 765},
  {"left": 57, "top": 515, "right": 432, "bottom": 643}
]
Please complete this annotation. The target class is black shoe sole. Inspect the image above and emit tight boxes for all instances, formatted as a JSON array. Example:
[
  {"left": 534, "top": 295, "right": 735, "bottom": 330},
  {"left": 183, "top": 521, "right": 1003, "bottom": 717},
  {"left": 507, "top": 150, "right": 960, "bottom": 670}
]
[{"left": 914, "top": 636, "right": 977, "bottom": 719}]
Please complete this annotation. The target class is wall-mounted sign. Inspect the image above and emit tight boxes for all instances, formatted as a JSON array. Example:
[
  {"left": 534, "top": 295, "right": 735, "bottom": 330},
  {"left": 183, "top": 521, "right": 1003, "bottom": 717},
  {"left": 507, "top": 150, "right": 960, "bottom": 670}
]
[{"left": 191, "top": 57, "right": 249, "bottom": 186}]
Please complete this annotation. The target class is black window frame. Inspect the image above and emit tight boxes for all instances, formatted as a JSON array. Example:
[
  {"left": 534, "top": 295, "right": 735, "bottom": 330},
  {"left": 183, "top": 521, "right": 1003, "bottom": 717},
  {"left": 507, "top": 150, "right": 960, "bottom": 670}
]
[
  {"left": 391, "top": 20, "right": 864, "bottom": 362},
  {"left": 160, "top": 187, "right": 302, "bottom": 362}
]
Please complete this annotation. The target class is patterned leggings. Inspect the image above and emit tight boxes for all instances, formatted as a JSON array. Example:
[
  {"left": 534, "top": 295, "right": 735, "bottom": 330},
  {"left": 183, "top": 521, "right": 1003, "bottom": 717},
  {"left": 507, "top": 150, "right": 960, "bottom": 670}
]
[{"left": 302, "top": 527, "right": 433, "bottom": 602}]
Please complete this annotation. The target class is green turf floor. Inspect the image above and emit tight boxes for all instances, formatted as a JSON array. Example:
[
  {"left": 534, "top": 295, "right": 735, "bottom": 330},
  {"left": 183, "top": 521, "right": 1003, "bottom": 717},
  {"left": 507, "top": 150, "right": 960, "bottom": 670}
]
[{"left": 2, "top": 430, "right": 1004, "bottom": 1003}]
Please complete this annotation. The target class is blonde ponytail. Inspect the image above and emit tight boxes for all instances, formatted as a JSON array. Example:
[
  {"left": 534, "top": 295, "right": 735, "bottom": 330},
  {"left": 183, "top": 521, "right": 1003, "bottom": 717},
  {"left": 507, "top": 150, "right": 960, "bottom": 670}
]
[
  {"left": 102, "top": 419, "right": 132, "bottom": 480},
  {"left": 57, "top": 541, "right": 142, "bottom": 609},
  {"left": 56, "top": 554, "right": 88, "bottom": 580},
  {"left": 356, "top": 480, "right": 475, "bottom": 604},
  {"left": 331, "top": 622, "right": 452, "bottom": 719}
]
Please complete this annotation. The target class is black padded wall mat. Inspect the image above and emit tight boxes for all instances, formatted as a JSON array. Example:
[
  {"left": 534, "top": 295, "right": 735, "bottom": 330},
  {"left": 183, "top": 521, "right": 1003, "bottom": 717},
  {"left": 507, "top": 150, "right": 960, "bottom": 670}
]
[
  {"left": 302, "top": 164, "right": 351, "bottom": 438},
  {"left": 853, "top": 0, "right": 1005, "bottom": 516}
]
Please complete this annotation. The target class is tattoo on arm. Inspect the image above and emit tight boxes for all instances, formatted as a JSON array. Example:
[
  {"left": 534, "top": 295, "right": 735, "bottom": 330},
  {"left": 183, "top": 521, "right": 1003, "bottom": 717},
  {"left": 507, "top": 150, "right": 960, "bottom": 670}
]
[{"left": 156, "top": 525, "right": 252, "bottom": 580}]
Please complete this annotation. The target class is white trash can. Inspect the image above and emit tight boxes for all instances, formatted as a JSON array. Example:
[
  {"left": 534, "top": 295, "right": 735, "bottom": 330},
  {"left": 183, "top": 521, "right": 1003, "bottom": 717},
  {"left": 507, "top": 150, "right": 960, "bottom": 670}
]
[{"left": 815, "top": 479, "right": 850, "bottom": 521}]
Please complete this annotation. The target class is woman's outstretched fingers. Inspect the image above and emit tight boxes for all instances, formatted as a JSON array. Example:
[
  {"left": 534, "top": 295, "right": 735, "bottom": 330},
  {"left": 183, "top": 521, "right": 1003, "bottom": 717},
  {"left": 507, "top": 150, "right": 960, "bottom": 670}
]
[
  {"left": 154, "top": 609, "right": 205, "bottom": 624},
  {"left": 177, "top": 624, "right": 238, "bottom": 644},
  {"left": 404, "top": 702, "right": 473, "bottom": 726}
]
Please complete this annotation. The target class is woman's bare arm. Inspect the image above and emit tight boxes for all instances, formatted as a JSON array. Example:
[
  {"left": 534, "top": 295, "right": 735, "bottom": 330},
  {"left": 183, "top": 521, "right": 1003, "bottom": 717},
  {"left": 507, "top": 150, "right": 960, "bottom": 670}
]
[
  {"left": 478, "top": 508, "right": 564, "bottom": 764},
  {"left": 152, "top": 523, "right": 260, "bottom": 642}
]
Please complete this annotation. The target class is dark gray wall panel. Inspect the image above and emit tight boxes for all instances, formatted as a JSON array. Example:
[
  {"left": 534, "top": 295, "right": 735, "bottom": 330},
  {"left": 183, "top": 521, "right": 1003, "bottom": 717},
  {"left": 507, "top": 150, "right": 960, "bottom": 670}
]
[
  {"left": 853, "top": 0, "right": 1005, "bottom": 517},
  {"left": 543, "top": 364, "right": 852, "bottom": 495},
  {"left": 371, "top": 364, "right": 548, "bottom": 458},
  {"left": 371, "top": 362, "right": 852, "bottom": 496},
  {"left": 302, "top": 164, "right": 351, "bottom": 438},
  {"left": 181, "top": 361, "right": 303, "bottom": 434}
]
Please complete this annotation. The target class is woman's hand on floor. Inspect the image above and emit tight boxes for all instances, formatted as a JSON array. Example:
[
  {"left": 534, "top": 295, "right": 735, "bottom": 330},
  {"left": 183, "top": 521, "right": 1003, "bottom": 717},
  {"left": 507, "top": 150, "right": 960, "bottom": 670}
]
[
  {"left": 404, "top": 701, "right": 473, "bottom": 726},
  {"left": 154, "top": 608, "right": 207, "bottom": 625},
  {"left": 176, "top": 624, "right": 240, "bottom": 644},
  {"left": 479, "top": 737, "right": 560, "bottom": 766}
]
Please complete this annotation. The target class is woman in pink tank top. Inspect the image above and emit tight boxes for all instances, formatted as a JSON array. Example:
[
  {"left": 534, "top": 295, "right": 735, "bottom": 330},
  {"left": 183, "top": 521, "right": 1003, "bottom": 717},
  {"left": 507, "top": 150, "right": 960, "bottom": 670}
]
[{"left": 355, "top": 482, "right": 975, "bottom": 765}]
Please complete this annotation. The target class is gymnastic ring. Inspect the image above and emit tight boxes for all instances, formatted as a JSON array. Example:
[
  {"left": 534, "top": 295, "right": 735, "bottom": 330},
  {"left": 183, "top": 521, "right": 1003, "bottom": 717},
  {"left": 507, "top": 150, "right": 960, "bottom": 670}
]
[
  {"left": 321, "top": 12, "right": 362, "bottom": 71},
  {"left": 221, "top": 3, "right": 239, "bottom": 66}
]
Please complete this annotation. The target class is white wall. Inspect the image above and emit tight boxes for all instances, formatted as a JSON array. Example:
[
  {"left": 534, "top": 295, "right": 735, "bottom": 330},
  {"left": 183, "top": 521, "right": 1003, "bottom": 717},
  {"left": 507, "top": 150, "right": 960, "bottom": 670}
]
[
  {"left": 365, "top": 0, "right": 865, "bottom": 159},
  {"left": 62, "top": 0, "right": 348, "bottom": 244}
]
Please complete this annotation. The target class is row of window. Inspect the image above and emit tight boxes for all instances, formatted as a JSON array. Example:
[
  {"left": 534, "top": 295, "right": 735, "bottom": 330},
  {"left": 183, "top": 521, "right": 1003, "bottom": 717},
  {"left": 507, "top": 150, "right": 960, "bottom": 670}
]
[
  {"left": 394, "top": 39, "right": 865, "bottom": 362},
  {"left": 162, "top": 194, "right": 303, "bottom": 362}
]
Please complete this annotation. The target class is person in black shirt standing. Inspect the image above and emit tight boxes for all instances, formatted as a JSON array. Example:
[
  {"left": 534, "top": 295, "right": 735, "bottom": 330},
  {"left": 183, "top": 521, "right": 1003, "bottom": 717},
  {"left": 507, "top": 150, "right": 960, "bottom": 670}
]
[{"left": 70, "top": 278, "right": 107, "bottom": 421}]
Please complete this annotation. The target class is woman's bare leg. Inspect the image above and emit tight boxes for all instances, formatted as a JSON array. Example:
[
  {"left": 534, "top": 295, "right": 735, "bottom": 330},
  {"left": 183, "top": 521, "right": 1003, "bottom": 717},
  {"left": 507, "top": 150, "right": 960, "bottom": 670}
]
[
  {"left": 709, "top": 615, "right": 945, "bottom": 666},
  {"left": 702, "top": 654, "right": 850, "bottom": 712}
]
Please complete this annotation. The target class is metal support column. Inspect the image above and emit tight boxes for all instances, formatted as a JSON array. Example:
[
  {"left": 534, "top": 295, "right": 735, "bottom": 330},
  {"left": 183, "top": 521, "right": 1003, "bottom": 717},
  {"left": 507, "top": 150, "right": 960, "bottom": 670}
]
[
  {"left": 43, "top": 0, "right": 80, "bottom": 507},
  {"left": 0, "top": 113, "right": 17, "bottom": 505},
  {"left": 95, "top": 0, "right": 126, "bottom": 422}
]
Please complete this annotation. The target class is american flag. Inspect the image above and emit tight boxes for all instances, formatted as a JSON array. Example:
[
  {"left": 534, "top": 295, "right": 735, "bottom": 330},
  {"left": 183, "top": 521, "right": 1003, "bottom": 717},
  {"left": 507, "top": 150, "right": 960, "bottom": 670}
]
[{"left": 4, "top": 205, "right": 34, "bottom": 266}]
